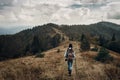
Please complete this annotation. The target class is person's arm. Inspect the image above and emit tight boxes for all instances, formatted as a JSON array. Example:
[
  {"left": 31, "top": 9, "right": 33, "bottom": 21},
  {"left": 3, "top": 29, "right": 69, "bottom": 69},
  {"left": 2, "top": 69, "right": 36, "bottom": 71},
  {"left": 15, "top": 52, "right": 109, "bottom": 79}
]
[
  {"left": 64, "top": 50, "right": 67, "bottom": 58},
  {"left": 73, "top": 51, "right": 76, "bottom": 59}
]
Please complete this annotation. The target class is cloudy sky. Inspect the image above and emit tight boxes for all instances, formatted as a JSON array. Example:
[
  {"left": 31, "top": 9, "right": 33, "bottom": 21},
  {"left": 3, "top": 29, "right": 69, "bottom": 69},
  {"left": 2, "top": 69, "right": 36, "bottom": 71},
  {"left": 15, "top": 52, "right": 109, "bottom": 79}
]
[{"left": 0, "top": 0, "right": 120, "bottom": 28}]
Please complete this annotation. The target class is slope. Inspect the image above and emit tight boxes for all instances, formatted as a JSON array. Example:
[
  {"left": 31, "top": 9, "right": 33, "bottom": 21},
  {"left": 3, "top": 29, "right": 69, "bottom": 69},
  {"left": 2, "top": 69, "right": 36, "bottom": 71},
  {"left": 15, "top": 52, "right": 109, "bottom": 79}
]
[
  {"left": 0, "top": 22, "right": 120, "bottom": 61},
  {"left": 52, "top": 27, "right": 69, "bottom": 41},
  {"left": 60, "top": 21, "right": 120, "bottom": 40},
  {"left": 0, "top": 23, "right": 63, "bottom": 61},
  {"left": 0, "top": 41, "right": 120, "bottom": 80}
]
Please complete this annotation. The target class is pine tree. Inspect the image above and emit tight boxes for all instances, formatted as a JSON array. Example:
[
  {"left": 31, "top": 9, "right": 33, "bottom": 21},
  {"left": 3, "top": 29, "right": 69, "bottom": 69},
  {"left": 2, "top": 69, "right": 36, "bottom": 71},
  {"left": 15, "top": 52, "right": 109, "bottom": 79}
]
[
  {"left": 98, "top": 35, "right": 107, "bottom": 46},
  {"left": 111, "top": 33, "right": 116, "bottom": 41},
  {"left": 25, "top": 43, "right": 30, "bottom": 53},
  {"left": 30, "top": 36, "right": 40, "bottom": 54},
  {"left": 80, "top": 34, "right": 85, "bottom": 41},
  {"left": 80, "top": 34, "right": 90, "bottom": 51},
  {"left": 51, "top": 34, "right": 61, "bottom": 47},
  {"left": 106, "top": 33, "right": 119, "bottom": 53}
]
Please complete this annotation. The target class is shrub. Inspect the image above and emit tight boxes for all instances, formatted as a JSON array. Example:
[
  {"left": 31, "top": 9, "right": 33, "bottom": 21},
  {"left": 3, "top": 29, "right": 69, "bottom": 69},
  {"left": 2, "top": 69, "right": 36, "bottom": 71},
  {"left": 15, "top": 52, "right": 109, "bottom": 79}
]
[
  {"left": 36, "top": 53, "right": 45, "bottom": 58},
  {"left": 95, "top": 47, "right": 113, "bottom": 62},
  {"left": 91, "top": 46, "right": 98, "bottom": 52},
  {"left": 57, "top": 49, "right": 60, "bottom": 53}
]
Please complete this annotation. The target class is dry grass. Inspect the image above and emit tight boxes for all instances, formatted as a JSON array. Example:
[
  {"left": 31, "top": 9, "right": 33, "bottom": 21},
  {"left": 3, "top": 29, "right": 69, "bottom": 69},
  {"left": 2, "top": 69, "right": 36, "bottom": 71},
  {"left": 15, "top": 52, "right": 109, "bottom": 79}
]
[
  {"left": 104, "top": 64, "right": 120, "bottom": 80},
  {"left": 0, "top": 41, "right": 120, "bottom": 80}
]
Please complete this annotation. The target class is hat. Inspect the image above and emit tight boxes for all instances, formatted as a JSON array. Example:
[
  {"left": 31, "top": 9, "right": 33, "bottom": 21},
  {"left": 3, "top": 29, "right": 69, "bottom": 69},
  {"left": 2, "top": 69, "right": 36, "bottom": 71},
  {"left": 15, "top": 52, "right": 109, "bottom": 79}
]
[{"left": 69, "top": 44, "right": 72, "bottom": 48}]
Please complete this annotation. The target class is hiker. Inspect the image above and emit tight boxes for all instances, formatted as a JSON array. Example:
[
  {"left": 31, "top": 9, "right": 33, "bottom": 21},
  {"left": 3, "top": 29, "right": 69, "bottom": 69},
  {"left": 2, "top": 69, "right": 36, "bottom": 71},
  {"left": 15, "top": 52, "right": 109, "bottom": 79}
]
[{"left": 64, "top": 44, "right": 75, "bottom": 76}]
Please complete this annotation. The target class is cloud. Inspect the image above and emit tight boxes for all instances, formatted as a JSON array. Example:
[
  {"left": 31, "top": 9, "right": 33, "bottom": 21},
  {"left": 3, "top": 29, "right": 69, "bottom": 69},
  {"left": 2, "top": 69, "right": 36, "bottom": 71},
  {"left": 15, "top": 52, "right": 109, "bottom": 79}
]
[
  {"left": 80, "top": 0, "right": 108, "bottom": 4},
  {"left": 0, "top": 0, "right": 120, "bottom": 28},
  {"left": 106, "top": 2, "right": 120, "bottom": 19}
]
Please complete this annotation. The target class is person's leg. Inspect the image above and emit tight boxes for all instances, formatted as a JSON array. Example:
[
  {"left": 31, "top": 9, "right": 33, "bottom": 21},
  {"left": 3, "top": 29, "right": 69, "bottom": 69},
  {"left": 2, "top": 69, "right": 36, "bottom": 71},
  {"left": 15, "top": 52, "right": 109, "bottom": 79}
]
[
  {"left": 70, "top": 60, "right": 73, "bottom": 70},
  {"left": 67, "top": 61, "right": 71, "bottom": 76},
  {"left": 67, "top": 60, "right": 73, "bottom": 76},
  {"left": 69, "top": 60, "right": 73, "bottom": 76},
  {"left": 67, "top": 61, "right": 70, "bottom": 71}
]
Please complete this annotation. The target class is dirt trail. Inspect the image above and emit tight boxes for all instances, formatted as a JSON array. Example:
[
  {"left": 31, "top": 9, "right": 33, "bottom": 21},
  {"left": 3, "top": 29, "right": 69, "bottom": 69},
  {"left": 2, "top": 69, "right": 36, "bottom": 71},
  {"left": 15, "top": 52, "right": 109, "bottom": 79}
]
[
  {"left": 59, "top": 41, "right": 80, "bottom": 80},
  {"left": 52, "top": 27, "right": 69, "bottom": 41},
  {"left": 36, "top": 41, "right": 81, "bottom": 80},
  {"left": 40, "top": 41, "right": 80, "bottom": 80}
]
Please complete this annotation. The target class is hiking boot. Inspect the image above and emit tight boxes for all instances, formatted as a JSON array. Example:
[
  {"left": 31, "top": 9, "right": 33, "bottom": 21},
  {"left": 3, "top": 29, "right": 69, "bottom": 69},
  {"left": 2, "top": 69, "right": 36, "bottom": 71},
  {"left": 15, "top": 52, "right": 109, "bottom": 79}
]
[
  {"left": 69, "top": 74, "right": 71, "bottom": 76},
  {"left": 68, "top": 70, "right": 72, "bottom": 76}
]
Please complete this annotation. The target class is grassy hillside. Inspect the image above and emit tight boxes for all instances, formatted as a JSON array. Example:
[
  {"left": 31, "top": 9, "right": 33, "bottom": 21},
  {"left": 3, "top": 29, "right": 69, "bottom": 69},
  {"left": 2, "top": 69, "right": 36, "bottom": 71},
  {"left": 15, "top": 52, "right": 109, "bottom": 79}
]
[
  {"left": 0, "top": 23, "right": 65, "bottom": 61},
  {"left": 0, "top": 41, "right": 120, "bottom": 80},
  {"left": 0, "top": 21, "right": 120, "bottom": 61}
]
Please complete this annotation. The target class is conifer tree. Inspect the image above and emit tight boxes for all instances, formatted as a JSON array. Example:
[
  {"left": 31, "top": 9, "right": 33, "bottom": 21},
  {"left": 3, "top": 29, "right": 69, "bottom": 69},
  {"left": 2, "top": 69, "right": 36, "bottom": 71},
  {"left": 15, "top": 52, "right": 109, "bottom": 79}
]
[
  {"left": 99, "top": 35, "right": 107, "bottom": 46},
  {"left": 31, "top": 36, "right": 40, "bottom": 54},
  {"left": 80, "top": 34, "right": 90, "bottom": 51},
  {"left": 111, "top": 33, "right": 116, "bottom": 41},
  {"left": 51, "top": 34, "right": 61, "bottom": 47},
  {"left": 80, "top": 34, "right": 85, "bottom": 41}
]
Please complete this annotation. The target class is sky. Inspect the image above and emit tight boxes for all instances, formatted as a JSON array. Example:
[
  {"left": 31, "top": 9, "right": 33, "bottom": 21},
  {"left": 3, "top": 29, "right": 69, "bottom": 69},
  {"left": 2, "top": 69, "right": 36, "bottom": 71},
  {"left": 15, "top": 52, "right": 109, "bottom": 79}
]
[{"left": 0, "top": 0, "right": 120, "bottom": 28}]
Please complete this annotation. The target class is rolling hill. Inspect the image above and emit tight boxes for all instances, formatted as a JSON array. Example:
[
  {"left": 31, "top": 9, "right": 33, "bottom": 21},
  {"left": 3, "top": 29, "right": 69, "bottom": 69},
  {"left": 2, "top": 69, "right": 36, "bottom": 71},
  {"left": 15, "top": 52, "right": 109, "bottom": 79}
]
[
  {"left": 0, "top": 23, "right": 66, "bottom": 61},
  {"left": 0, "top": 21, "right": 120, "bottom": 61},
  {"left": 59, "top": 21, "right": 120, "bottom": 41},
  {"left": 0, "top": 21, "right": 120, "bottom": 80},
  {"left": 0, "top": 41, "right": 120, "bottom": 80}
]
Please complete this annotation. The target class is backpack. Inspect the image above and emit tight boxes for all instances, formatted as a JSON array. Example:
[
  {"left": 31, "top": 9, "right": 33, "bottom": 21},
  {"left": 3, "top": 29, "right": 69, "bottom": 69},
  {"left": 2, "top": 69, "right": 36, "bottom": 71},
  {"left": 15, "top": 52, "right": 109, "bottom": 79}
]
[
  {"left": 67, "top": 48, "right": 74, "bottom": 60},
  {"left": 68, "top": 52, "right": 74, "bottom": 60}
]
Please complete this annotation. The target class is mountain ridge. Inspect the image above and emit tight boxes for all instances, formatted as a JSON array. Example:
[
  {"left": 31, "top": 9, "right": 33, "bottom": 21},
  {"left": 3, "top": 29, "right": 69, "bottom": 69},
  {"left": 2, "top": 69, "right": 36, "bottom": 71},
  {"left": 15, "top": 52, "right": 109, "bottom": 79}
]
[
  {"left": 0, "top": 21, "right": 120, "bottom": 61},
  {"left": 0, "top": 21, "right": 120, "bottom": 35}
]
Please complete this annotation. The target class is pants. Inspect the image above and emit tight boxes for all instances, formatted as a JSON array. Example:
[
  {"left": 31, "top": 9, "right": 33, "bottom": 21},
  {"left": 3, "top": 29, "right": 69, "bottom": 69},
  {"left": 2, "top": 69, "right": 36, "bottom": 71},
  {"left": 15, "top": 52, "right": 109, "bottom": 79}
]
[{"left": 67, "top": 60, "right": 73, "bottom": 72}]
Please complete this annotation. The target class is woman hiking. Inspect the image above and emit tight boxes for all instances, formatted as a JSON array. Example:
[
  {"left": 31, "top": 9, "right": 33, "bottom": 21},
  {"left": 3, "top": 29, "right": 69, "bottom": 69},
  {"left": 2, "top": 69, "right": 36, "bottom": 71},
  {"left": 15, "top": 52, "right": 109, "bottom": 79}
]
[{"left": 64, "top": 44, "right": 75, "bottom": 76}]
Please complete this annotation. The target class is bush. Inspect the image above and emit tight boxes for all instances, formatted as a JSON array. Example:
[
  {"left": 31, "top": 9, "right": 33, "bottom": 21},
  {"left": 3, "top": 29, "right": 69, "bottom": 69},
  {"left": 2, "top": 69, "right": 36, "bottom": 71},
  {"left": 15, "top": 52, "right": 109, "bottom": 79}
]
[
  {"left": 91, "top": 47, "right": 98, "bottom": 52},
  {"left": 95, "top": 47, "right": 113, "bottom": 62},
  {"left": 57, "top": 49, "right": 60, "bottom": 53},
  {"left": 36, "top": 53, "right": 45, "bottom": 58}
]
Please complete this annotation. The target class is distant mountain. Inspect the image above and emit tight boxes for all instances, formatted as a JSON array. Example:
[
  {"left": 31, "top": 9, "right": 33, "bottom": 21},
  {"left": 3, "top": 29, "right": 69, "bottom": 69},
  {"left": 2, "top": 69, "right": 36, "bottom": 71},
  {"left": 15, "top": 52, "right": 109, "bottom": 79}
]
[
  {"left": 0, "top": 26, "right": 32, "bottom": 35},
  {"left": 0, "top": 28, "right": 14, "bottom": 35},
  {"left": 60, "top": 21, "right": 120, "bottom": 40},
  {"left": 0, "top": 21, "right": 120, "bottom": 61},
  {"left": 97, "top": 21, "right": 120, "bottom": 31}
]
